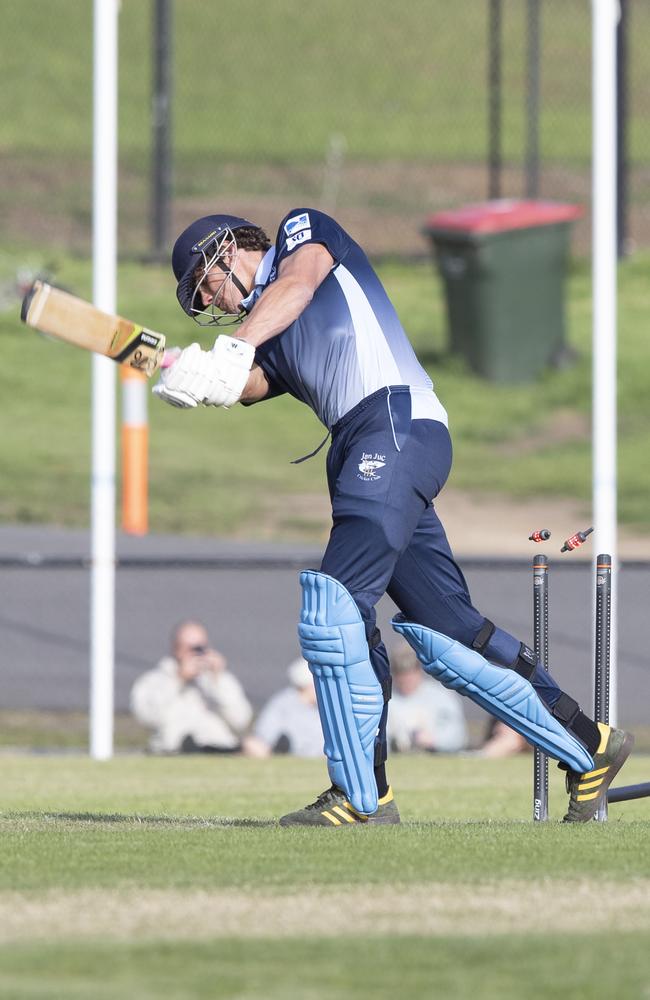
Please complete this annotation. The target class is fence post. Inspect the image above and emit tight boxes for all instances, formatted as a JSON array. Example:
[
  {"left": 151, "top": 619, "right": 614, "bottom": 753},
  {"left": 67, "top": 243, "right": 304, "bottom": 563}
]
[
  {"left": 151, "top": 0, "right": 173, "bottom": 259},
  {"left": 488, "top": 0, "right": 502, "bottom": 199},
  {"left": 525, "top": 0, "right": 541, "bottom": 198}
]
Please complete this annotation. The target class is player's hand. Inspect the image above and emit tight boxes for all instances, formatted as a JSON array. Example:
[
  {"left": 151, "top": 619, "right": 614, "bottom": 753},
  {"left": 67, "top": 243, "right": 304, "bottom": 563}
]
[
  {"left": 152, "top": 343, "right": 208, "bottom": 409},
  {"left": 206, "top": 335, "right": 256, "bottom": 407},
  {"left": 152, "top": 337, "right": 255, "bottom": 409}
]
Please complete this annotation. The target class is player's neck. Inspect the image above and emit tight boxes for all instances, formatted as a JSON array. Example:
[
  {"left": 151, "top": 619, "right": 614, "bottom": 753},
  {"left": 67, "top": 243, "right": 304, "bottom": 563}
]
[{"left": 238, "top": 249, "right": 265, "bottom": 295}]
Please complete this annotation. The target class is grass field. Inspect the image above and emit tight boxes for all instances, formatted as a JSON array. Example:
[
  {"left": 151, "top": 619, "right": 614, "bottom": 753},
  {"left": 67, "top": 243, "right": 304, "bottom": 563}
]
[
  {"left": 4, "top": 1, "right": 650, "bottom": 165},
  {"left": 4, "top": 1, "right": 650, "bottom": 260},
  {"left": 2, "top": 251, "right": 650, "bottom": 536},
  {"left": 1, "top": 753, "right": 649, "bottom": 999},
  {"left": 0, "top": 2, "right": 592, "bottom": 163},
  {"left": 1, "top": 5, "right": 650, "bottom": 540}
]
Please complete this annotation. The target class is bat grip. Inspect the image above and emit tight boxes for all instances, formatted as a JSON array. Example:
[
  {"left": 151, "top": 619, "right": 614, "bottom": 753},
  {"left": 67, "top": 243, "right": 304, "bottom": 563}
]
[{"left": 161, "top": 349, "right": 180, "bottom": 369}]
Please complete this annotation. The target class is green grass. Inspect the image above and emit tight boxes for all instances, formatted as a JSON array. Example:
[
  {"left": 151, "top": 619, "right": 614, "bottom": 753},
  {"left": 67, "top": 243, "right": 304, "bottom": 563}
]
[
  {"left": 3, "top": 0, "right": 650, "bottom": 165},
  {"left": 0, "top": 2, "right": 579, "bottom": 163},
  {"left": 3, "top": 752, "right": 650, "bottom": 830},
  {"left": 0, "top": 1, "right": 614, "bottom": 263},
  {"left": 2, "top": 252, "right": 650, "bottom": 536},
  {"left": 2, "top": 935, "right": 649, "bottom": 1000},
  {"left": 0, "top": 754, "right": 649, "bottom": 999},
  {"left": 1, "top": 935, "right": 649, "bottom": 1000},
  {"left": 2, "top": 3, "right": 650, "bottom": 537},
  {"left": 0, "top": 711, "right": 149, "bottom": 752}
]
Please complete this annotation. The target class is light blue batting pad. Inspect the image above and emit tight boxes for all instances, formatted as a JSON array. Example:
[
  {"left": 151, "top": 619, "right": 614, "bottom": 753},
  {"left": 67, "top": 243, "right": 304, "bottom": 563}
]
[
  {"left": 392, "top": 617, "right": 594, "bottom": 773},
  {"left": 298, "top": 570, "right": 383, "bottom": 815}
]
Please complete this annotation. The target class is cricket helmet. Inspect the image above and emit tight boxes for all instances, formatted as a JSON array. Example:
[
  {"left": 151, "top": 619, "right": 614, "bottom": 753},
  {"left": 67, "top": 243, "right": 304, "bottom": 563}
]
[{"left": 172, "top": 214, "right": 255, "bottom": 320}]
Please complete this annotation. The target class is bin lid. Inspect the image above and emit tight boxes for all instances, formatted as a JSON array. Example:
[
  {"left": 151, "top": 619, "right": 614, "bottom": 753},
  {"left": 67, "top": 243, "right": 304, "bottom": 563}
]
[{"left": 424, "top": 199, "right": 584, "bottom": 234}]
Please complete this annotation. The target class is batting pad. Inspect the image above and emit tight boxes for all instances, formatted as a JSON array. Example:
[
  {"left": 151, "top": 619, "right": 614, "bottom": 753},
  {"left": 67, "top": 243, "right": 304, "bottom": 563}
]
[
  {"left": 392, "top": 616, "right": 594, "bottom": 774},
  {"left": 299, "top": 571, "right": 383, "bottom": 815}
]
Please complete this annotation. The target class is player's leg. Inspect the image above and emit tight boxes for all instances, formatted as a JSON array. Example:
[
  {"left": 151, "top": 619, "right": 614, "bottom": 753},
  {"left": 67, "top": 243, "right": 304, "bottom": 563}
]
[
  {"left": 280, "top": 568, "right": 400, "bottom": 827},
  {"left": 281, "top": 390, "right": 446, "bottom": 827},
  {"left": 387, "top": 489, "right": 633, "bottom": 820},
  {"left": 387, "top": 502, "right": 572, "bottom": 711}
]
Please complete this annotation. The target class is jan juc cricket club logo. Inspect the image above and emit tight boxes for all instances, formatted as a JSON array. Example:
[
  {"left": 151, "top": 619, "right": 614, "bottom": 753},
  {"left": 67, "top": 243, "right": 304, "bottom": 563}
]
[{"left": 357, "top": 452, "right": 386, "bottom": 481}]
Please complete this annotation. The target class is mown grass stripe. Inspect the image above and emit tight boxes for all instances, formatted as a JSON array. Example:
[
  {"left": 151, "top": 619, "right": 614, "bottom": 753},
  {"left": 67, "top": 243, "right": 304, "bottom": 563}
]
[{"left": 3, "top": 881, "right": 650, "bottom": 942}]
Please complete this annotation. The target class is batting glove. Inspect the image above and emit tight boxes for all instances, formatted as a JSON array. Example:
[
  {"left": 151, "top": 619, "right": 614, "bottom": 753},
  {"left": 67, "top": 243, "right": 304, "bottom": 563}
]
[{"left": 152, "top": 337, "right": 255, "bottom": 410}]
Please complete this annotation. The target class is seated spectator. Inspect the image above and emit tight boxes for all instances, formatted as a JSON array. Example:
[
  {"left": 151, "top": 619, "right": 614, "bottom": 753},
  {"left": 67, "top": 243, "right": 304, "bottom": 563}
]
[
  {"left": 130, "top": 619, "right": 252, "bottom": 754},
  {"left": 387, "top": 638, "right": 468, "bottom": 753},
  {"left": 478, "top": 717, "right": 529, "bottom": 758},
  {"left": 243, "top": 657, "right": 323, "bottom": 758}
]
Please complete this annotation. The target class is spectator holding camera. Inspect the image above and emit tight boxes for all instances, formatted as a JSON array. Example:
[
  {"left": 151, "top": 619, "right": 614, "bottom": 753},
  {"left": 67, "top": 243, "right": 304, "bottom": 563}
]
[{"left": 130, "top": 619, "right": 253, "bottom": 754}]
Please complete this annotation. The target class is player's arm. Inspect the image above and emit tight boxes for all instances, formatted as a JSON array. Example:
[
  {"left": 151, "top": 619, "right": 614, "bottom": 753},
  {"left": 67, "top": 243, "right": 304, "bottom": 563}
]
[
  {"left": 240, "top": 362, "right": 271, "bottom": 403},
  {"left": 234, "top": 242, "right": 334, "bottom": 348},
  {"left": 154, "top": 344, "right": 271, "bottom": 409},
  {"left": 154, "top": 242, "right": 332, "bottom": 409}
]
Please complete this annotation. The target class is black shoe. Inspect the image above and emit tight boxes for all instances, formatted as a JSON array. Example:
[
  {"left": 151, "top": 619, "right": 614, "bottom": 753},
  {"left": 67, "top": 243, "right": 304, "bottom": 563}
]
[
  {"left": 279, "top": 785, "right": 400, "bottom": 827},
  {"left": 563, "top": 724, "right": 634, "bottom": 823}
]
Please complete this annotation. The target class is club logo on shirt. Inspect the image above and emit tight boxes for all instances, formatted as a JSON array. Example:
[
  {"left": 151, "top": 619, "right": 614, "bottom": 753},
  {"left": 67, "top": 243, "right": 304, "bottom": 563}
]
[{"left": 357, "top": 452, "right": 386, "bottom": 481}]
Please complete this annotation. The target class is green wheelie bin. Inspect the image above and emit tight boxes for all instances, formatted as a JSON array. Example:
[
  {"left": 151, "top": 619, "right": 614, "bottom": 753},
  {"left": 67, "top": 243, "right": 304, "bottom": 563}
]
[{"left": 423, "top": 199, "right": 583, "bottom": 383}]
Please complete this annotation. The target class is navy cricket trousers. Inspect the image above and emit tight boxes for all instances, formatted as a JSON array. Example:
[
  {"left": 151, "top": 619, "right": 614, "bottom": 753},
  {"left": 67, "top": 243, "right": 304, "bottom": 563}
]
[{"left": 319, "top": 386, "right": 563, "bottom": 765}]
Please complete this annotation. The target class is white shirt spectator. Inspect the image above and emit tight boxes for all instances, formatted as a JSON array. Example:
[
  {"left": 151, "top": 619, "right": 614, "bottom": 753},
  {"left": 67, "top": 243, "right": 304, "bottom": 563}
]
[
  {"left": 387, "top": 639, "right": 467, "bottom": 753},
  {"left": 244, "top": 658, "right": 323, "bottom": 758},
  {"left": 130, "top": 620, "right": 252, "bottom": 754}
]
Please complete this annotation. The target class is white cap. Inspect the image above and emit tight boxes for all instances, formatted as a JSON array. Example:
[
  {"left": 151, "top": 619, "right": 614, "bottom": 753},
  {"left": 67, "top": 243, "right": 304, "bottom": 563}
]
[{"left": 287, "top": 657, "right": 312, "bottom": 688}]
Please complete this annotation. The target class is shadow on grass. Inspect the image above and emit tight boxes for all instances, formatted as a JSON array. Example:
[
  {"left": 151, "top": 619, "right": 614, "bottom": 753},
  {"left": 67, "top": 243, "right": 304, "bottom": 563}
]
[
  {"left": 3, "top": 812, "right": 531, "bottom": 831},
  {"left": 5, "top": 811, "right": 277, "bottom": 828}
]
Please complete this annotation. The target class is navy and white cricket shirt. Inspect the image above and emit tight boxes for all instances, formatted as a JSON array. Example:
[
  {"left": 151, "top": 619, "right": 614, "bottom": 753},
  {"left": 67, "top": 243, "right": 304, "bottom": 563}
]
[{"left": 244, "top": 208, "right": 447, "bottom": 431}]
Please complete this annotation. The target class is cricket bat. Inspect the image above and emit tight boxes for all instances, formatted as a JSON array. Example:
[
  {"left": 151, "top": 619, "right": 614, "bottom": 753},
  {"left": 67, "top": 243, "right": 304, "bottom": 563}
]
[{"left": 21, "top": 280, "right": 167, "bottom": 377}]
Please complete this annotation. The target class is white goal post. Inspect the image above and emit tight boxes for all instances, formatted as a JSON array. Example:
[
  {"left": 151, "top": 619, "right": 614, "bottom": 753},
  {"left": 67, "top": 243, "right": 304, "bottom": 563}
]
[
  {"left": 90, "top": 0, "right": 119, "bottom": 760},
  {"left": 591, "top": 0, "right": 619, "bottom": 724}
]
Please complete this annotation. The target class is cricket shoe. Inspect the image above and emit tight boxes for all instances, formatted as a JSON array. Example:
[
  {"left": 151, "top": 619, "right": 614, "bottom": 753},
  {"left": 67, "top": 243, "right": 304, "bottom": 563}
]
[
  {"left": 279, "top": 785, "right": 400, "bottom": 827},
  {"left": 562, "top": 724, "right": 635, "bottom": 823}
]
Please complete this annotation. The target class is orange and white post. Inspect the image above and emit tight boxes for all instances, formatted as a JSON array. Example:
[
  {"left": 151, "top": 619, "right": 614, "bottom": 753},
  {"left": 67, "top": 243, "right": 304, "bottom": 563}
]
[{"left": 120, "top": 367, "right": 149, "bottom": 535}]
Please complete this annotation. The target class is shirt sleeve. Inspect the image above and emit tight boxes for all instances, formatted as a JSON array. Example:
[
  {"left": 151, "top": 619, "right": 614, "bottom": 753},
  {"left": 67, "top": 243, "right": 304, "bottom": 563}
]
[
  {"left": 242, "top": 209, "right": 353, "bottom": 410},
  {"left": 274, "top": 208, "right": 351, "bottom": 268},
  {"left": 129, "top": 661, "right": 181, "bottom": 728}
]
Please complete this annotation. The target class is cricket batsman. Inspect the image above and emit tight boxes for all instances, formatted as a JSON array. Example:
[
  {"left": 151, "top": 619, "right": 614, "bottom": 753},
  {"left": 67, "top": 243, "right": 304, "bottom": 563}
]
[{"left": 154, "top": 208, "right": 633, "bottom": 825}]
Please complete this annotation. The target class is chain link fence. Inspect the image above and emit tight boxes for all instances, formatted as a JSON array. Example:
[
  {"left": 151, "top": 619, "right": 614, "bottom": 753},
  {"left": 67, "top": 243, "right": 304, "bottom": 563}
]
[{"left": 3, "top": 0, "right": 649, "bottom": 266}]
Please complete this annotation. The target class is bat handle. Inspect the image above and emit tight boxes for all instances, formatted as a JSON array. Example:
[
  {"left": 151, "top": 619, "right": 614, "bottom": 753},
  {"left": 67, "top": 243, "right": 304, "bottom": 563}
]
[{"left": 161, "top": 348, "right": 180, "bottom": 369}]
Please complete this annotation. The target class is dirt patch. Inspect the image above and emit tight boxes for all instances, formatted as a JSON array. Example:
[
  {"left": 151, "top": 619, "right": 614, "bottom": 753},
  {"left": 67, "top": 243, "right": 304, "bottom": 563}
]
[
  {"left": 7, "top": 153, "right": 650, "bottom": 260},
  {"left": 3, "top": 880, "right": 650, "bottom": 941},
  {"left": 435, "top": 488, "right": 650, "bottom": 559},
  {"left": 167, "top": 160, "right": 599, "bottom": 260},
  {"left": 237, "top": 486, "right": 650, "bottom": 559}
]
